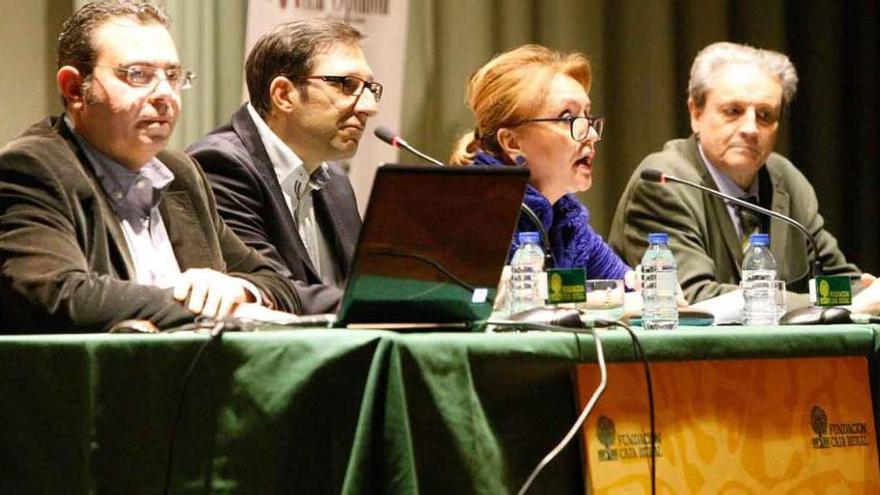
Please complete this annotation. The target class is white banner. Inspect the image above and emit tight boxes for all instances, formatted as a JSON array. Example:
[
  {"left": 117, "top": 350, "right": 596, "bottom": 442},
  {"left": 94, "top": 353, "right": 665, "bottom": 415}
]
[{"left": 246, "top": 0, "right": 409, "bottom": 214}]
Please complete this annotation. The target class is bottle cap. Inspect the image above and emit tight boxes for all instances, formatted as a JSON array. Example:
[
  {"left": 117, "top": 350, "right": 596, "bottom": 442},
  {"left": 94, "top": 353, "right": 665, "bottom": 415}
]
[
  {"left": 647, "top": 232, "right": 668, "bottom": 244},
  {"left": 748, "top": 233, "right": 770, "bottom": 247},
  {"left": 518, "top": 231, "right": 541, "bottom": 245}
]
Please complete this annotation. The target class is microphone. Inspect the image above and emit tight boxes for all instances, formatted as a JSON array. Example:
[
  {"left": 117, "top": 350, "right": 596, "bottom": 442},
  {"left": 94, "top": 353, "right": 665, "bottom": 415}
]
[
  {"left": 640, "top": 168, "right": 821, "bottom": 279},
  {"left": 490, "top": 306, "right": 618, "bottom": 330},
  {"left": 374, "top": 126, "right": 555, "bottom": 268},
  {"left": 374, "top": 126, "right": 444, "bottom": 166},
  {"left": 778, "top": 306, "right": 880, "bottom": 325}
]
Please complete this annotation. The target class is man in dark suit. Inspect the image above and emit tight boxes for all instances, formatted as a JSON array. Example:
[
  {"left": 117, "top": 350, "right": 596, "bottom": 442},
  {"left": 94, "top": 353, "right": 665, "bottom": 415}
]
[
  {"left": 187, "top": 19, "right": 380, "bottom": 314},
  {"left": 0, "top": 1, "right": 301, "bottom": 333}
]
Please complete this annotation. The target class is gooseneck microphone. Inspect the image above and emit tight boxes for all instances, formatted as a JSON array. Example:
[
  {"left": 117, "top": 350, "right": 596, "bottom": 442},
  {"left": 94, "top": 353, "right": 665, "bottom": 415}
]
[
  {"left": 640, "top": 168, "right": 821, "bottom": 279},
  {"left": 374, "top": 126, "right": 555, "bottom": 268},
  {"left": 374, "top": 126, "right": 445, "bottom": 166}
]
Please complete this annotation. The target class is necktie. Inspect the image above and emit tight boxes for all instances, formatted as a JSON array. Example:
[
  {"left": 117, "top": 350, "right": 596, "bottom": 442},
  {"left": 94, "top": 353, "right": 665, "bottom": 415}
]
[{"left": 738, "top": 195, "right": 761, "bottom": 252}]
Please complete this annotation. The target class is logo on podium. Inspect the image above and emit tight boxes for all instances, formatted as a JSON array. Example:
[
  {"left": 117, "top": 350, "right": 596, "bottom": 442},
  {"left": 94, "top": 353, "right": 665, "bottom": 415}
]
[
  {"left": 811, "top": 404, "right": 869, "bottom": 450},
  {"left": 597, "top": 415, "right": 618, "bottom": 461},
  {"left": 811, "top": 406, "right": 831, "bottom": 449},
  {"left": 595, "top": 414, "right": 662, "bottom": 462}
]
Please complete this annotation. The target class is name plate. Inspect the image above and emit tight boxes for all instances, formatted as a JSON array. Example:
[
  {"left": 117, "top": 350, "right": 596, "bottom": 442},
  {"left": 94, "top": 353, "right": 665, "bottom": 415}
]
[
  {"left": 546, "top": 268, "right": 586, "bottom": 304},
  {"left": 810, "top": 275, "right": 853, "bottom": 306}
]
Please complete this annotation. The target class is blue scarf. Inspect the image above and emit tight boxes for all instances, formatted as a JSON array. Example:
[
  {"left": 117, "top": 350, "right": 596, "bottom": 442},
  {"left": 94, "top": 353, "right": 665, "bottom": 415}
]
[{"left": 473, "top": 151, "right": 629, "bottom": 279}]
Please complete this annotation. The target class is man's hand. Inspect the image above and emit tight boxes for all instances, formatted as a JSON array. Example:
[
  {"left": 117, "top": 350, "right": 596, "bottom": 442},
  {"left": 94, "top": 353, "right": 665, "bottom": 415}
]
[{"left": 172, "top": 268, "right": 256, "bottom": 318}]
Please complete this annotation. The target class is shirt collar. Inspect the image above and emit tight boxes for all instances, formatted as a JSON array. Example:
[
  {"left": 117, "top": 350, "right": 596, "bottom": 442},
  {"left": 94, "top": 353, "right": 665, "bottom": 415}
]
[
  {"left": 65, "top": 114, "right": 174, "bottom": 220},
  {"left": 246, "top": 103, "right": 329, "bottom": 197},
  {"left": 697, "top": 141, "right": 759, "bottom": 200}
]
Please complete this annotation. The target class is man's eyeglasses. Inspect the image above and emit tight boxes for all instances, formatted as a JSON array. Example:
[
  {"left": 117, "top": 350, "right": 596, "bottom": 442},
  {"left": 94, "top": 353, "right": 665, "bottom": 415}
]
[
  {"left": 301, "top": 75, "right": 383, "bottom": 102},
  {"left": 96, "top": 64, "right": 196, "bottom": 91},
  {"left": 512, "top": 115, "right": 605, "bottom": 142}
]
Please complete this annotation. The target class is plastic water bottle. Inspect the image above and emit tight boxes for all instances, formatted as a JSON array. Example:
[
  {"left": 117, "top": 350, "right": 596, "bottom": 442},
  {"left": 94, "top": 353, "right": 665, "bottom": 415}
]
[
  {"left": 742, "top": 233, "right": 778, "bottom": 325},
  {"left": 641, "top": 232, "right": 678, "bottom": 330},
  {"left": 510, "top": 232, "right": 545, "bottom": 314}
]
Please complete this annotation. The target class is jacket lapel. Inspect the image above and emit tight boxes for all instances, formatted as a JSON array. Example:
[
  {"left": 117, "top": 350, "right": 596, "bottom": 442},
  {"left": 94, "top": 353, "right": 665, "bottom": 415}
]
[
  {"left": 685, "top": 137, "right": 744, "bottom": 276},
  {"left": 56, "top": 118, "right": 137, "bottom": 279},
  {"left": 159, "top": 190, "right": 214, "bottom": 270},
  {"left": 230, "top": 105, "right": 320, "bottom": 278},
  {"left": 766, "top": 163, "right": 801, "bottom": 282},
  {"left": 314, "top": 187, "right": 354, "bottom": 278}
]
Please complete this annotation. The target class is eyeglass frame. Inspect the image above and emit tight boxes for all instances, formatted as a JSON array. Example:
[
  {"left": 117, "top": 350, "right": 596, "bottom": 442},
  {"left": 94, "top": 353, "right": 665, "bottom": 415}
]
[
  {"left": 298, "top": 75, "right": 383, "bottom": 102},
  {"left": 510, "top": 115, "right": 605, "bottom": 142},
  {"left": 93, "top": 64, "right": 196, "bottom": 91}
]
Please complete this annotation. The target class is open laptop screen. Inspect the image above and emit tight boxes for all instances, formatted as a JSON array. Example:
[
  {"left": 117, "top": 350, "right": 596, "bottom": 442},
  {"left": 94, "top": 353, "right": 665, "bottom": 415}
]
[{"left": 336, "top": 164, "right": 529, "bottom": 327}]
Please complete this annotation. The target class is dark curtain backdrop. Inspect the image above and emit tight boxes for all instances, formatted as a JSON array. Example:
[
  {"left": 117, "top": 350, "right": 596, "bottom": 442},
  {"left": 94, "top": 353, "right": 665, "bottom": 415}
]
[{"left": 401, "top": 0, "right": 879, "bottom": 274}]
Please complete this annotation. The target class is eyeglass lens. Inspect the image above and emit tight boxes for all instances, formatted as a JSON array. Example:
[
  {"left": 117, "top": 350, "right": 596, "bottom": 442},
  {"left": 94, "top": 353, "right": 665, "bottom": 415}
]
[
  {"left": 572, "top": 117, "right": 603, "bottom": 141},
  {"left": 125, "top": 66, "right": 192, "bottom": 90}
]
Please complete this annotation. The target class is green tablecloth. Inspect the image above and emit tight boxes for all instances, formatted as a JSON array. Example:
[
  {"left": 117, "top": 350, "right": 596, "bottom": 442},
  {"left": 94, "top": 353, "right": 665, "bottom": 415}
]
[{"left": 0, "top": 325, "right": 877, "bottom": 494}]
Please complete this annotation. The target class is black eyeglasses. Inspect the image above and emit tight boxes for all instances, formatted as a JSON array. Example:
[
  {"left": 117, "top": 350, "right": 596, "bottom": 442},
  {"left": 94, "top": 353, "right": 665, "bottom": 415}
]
[
  {"left": 512, "top": 115, "right": 605, "bottom": 141},
  {"left": 96, "top": 64, "right": 195, "bottom": 91},
  {"left": 300, "top": 75, "right": 383, "bottom": 102}
]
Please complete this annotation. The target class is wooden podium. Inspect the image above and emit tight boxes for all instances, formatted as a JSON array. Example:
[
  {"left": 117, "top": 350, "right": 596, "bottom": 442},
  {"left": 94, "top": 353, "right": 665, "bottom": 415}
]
[{"left": 577, "top": 356, "right": 880, "bottom": 493}]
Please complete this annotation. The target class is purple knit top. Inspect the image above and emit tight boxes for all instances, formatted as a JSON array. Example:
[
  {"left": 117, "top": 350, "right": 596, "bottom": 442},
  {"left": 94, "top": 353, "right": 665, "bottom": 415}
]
[{"left": 474, "top": 151, "right": 630, "bottom": 280}]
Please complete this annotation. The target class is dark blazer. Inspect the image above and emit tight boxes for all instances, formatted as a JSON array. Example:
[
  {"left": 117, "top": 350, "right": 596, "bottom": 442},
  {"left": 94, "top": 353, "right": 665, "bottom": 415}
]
[
  {"left": 609, "top": 136, "right": 859, "bottom": 303},
  {"left": 0, "top": 116, "right": 302, "bottom": 333},
  {"left": 186, "top": 104, "right": 361, "bottom": 314}
]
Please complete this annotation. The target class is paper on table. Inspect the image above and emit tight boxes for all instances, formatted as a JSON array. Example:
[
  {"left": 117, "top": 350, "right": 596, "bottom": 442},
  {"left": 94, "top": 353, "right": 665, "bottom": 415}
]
[
  {"left": 690, "top": 290, "right": 745, "bottom": 325},
  {"left": 690, "top": 289, "right": 812, "bottom": 325}
]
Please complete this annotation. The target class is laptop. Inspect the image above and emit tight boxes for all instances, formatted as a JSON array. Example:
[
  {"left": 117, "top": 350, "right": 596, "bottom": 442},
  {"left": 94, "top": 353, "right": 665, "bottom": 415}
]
[{"left": 331, "top": 164, "right": 530, "bottom": 329}]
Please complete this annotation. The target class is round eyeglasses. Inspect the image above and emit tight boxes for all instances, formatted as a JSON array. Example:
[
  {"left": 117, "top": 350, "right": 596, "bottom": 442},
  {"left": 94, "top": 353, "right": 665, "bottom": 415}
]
[{"left": 511, "top": 115, "right": 605, "bottom": 142}]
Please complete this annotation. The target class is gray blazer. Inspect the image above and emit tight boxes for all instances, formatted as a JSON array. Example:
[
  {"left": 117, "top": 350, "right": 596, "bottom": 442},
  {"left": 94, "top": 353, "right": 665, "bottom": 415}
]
[{"left": 609, "top": 136, "right": 859, "bottom": 303}]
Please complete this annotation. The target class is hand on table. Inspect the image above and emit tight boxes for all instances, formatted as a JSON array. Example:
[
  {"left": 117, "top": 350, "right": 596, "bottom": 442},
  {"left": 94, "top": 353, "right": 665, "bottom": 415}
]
[{"left": 172, "top": 268, "right": 256, "bottom": 319}]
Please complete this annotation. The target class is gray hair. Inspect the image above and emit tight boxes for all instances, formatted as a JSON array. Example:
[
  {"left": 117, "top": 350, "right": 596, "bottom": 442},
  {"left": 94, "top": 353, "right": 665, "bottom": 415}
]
[{"left": 688, "top": 42, "right": 798, "bottom": 108}]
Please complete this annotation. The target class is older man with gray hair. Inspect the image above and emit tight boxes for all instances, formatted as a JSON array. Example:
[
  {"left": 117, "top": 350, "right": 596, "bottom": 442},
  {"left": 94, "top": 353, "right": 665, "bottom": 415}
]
[{"left": 609, "top": 41, "right": 868, "bottom": 304}]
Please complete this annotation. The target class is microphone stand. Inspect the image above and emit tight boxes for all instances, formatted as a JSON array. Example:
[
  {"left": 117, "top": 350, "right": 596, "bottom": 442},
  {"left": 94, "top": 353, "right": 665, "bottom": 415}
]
[
  {"left": 392, "top": 137, "right": 445, "bottom": 166},
  {"left": 518, "top": 202, "right": 554, "bottom": 269},
  {"left": 647, "top": 171, "right": 821, "bottom": 279}
]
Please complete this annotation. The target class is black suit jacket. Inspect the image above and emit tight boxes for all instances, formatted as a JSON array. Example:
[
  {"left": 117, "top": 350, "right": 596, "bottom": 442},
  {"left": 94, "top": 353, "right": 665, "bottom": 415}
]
[
  {"left": 186, "top": 104, "right": 361, "bottom": 314},
  {"left": 0, "top": 116, "right": 302, "bottom": 333}
]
